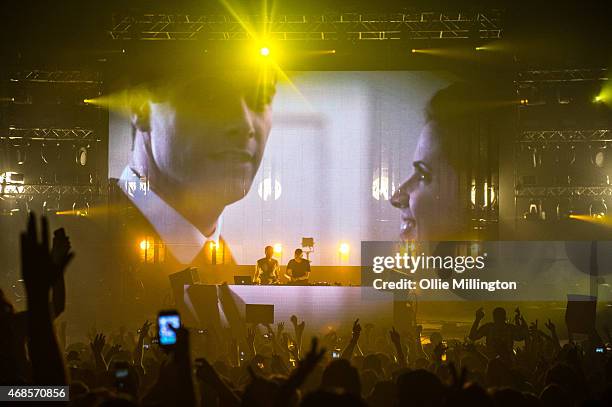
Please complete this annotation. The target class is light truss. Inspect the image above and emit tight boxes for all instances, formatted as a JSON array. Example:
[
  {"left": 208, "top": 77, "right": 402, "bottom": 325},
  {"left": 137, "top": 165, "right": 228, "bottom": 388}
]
[
  {"left": 8, "top": 70, "right": 102, "bottom": 84},
  {"left": 109, "top": 11, "right": 502, "bottom": 41},
  {"left": 0, "top": 184, "right": 106, "bottom": 197},
  {"left": 517, "top": 69, "right": 609, "bottom": 84},
  {"left": 518, "top": 130, "right": 612, "bottom": 143},
  {"left": 516, "top": 186, "right": 612, "bottom": 198},
  {"left": 3, "top": 127, "right": 98, "bottom": 142}
]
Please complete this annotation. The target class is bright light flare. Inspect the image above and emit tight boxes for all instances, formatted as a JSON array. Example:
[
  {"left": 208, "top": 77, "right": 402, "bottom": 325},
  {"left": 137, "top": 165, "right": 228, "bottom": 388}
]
[
  {"left": 569, "top": 214, "right": 612, "bottom": 226},
  {"left": 260, "top": 47, "right": 270, "bottom": 57},
  {"left": 339, "top": 243, "right": 350, "bottom": 255},
  {"left": 139, "top": 239, "right": 150, "bottom": 250}
]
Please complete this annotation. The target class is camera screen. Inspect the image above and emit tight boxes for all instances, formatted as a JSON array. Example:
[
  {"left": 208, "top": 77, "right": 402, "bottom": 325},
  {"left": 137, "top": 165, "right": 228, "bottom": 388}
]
[{"left": 158, "top": 314, "right": 180, "bottom": 345}]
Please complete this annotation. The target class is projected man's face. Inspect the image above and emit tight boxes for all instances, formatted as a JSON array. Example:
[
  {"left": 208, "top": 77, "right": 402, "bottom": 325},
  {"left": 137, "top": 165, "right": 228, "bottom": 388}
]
[
  {"left": 391, "top": 122, "right": 461, "bottom": 241},
  {"left": 144, "top": 72, "right": 275, "bottom": 207}
]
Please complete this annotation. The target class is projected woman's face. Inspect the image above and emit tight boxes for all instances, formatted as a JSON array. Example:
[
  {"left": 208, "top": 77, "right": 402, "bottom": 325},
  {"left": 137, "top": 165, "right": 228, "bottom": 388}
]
[
  {"left": 391, "top": 122, "right": 462, "bottom": 241},
  {"left": 145, "top": 73, "right": 275, "bottom": 207}
]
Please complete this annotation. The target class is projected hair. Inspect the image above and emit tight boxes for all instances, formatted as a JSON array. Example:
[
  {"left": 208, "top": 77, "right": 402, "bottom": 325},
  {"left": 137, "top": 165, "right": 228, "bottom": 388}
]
[{"left": 424, "top": 81, "right": 510, "bottom": 237}]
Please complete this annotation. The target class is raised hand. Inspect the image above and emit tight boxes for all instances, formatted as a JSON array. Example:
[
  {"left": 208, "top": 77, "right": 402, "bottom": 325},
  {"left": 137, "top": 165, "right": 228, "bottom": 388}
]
[
  {"left": 475, "top": 307, "right": 485, "bottom": 321},
  {"left": 389, "top": 326, "right": 401, "bottom": 347},
  {"left": 352, "top": 319, "right": 362, "bottom": 338},
  {"left": 21, "top": 214, "right": 74, "bottom": 300},
  {"left": 105, "top": 344, "right": 122, "bottom": 363},
  {"left": 90, "top": 333, "right": 108, "bottom": 371},
  {"left": 285, "top": 337, "right": 326, "bottom": 390},
  {"left": 90, "top": 333, "right": 106, "bottom": 355},
  {"left": 276, "top": 321, "right": 285, "bottom": 337},
  {"left": 51, "top": 228, "right": 72, "bottom": 271},
  {"left": 139, "top": 320, "right": 152, "bottom": 338},
  {"left": 300, "top": 337, "right": 326, "bottom": 369},
  {"left": 168, "top": 324, "right": 190, "bottom": 362}
]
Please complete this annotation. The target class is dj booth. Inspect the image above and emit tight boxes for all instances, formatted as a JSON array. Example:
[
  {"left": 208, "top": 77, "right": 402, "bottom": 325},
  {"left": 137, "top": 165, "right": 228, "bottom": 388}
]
[{"left": 173, "top": 283, "right": 397, "bottom": 337}]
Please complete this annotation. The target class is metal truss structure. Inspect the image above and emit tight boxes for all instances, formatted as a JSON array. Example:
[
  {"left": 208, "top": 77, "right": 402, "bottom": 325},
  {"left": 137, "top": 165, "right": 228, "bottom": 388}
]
[
  {"left": 516, "top": 69, "right": 609, "bottom": 84},
  {"left": 516, "top": 186, "right": 612, "bottom": 198},
  {"left": 0, "top": 184, "right": 105, "bottom": 197},
  {"left": 109, "top": 11, "right": 503, "bottom": 41},
  {"left": 3, "top": 127, "right": 98, "bottom": 142},
  {"left": 8, "top": 70, "right": 102, "bottom": 84},
  {"left": 518, "top": 130, "right": 612, "bottom": 143}
]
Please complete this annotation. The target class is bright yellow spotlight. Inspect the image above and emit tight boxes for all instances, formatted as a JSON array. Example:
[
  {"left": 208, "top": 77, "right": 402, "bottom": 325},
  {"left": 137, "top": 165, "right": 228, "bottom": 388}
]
[
  {"left": 475, "top": 46, "right": 484, "bottom": 51},
  {"left": 411, "top": 49, "right": 417, "bottom": 53},
  {"left": 594, "top": 95, "right": 603, "bottom": 103},
  {"left": 339, "top": 243, "right": 350, "bottom": 255},
  {"left": 83, "top": 99, "right": 92, "bottom": 104},
  {"left": 273, "top": 243, "right": 282, "bottom": 254},
  {"left": 139, "top": 239, "right": 149, "bottom": 250},
  {"left": 260, "top": 47, "right": 270, "bottom": 57}
]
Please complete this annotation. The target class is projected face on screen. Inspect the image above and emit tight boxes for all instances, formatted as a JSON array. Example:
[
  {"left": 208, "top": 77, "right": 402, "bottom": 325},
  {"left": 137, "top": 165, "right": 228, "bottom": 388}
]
[
  {"left": 134, "top": 72, "right": 275, "bottom": 208},
  {"left": 391, "top": 82, "right": 500, "bottom": 242},
  {"left": 391, "top": 122, "right": 461, "bottom": 241},
  {"left": 109, "top": 71, "right": 456, "bottom": 264}
]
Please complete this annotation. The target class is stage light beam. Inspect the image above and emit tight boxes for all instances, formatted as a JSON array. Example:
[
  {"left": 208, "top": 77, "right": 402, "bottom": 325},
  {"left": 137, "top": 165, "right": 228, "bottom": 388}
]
[
  {"left": 260, "top": 46, "right": 270, "bottom": 57},
  {"left": 273, "top": 243, "right": 282, "bottom": 255}
]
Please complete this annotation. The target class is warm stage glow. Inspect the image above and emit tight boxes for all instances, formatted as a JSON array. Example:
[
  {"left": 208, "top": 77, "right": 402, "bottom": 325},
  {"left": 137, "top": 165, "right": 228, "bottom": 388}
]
[
  {"left": 273, "top": 243, "right": 282, "bottom": 255},
  {"left": 260, "top": 46, "right": 270, "bottom": 57},
  {"left": 139, "top": 239, "right": 150, "bottom": 250}
]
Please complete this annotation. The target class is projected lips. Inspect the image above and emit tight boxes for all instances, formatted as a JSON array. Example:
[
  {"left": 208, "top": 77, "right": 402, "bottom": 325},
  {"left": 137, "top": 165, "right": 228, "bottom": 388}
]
[{"left": 209, "top": 150, "right": 254, "bottom": 163}]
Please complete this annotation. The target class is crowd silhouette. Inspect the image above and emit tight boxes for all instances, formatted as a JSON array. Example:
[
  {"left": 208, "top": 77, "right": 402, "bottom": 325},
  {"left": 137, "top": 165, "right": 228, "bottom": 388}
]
[{"left": 1, "top": 213, "right": 612, "bottom": 406}]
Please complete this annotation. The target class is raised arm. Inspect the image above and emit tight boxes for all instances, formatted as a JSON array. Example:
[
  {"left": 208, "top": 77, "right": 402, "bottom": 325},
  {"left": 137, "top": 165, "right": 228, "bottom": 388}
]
[
  {"left": 134, "top": 320, "right": 152, "bottom": 374},
  {"left": 389, "top": 326, "right": 407, "bottom": 368},
  {"left": 196, "top": 358, "right": 241, "bottom": 407},
  {"left": 341, "top": 319, "right": 361, "bottom": 361},
  {"left": 90, "top": 333, "right": 108, "bottom": 372},
  {"left": 545, "top": 319, "right": 561, "bottom": 351},
  {"left": 290, "top": 315, "right": 306, "bottom": 358},
  {"left": 22, "top": 214, "right": 73, "bottom": 385},
  {"left": 50, "top": 228, "right": 70, "bottom": 319},
  {"left": 469, "top": 307, "right": 486, "bottom": 341}
]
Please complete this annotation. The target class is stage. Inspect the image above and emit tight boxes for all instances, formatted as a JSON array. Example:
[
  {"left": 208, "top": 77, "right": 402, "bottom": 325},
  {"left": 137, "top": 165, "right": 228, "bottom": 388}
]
[{"left": 179, "top": 284, "right": 395, "bottom": 337}]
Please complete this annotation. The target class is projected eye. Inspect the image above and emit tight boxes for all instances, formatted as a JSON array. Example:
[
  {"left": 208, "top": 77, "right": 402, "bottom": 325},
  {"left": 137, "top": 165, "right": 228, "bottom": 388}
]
[{"left": 413, "top": 162, "right": 431, "bottom": 183}]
